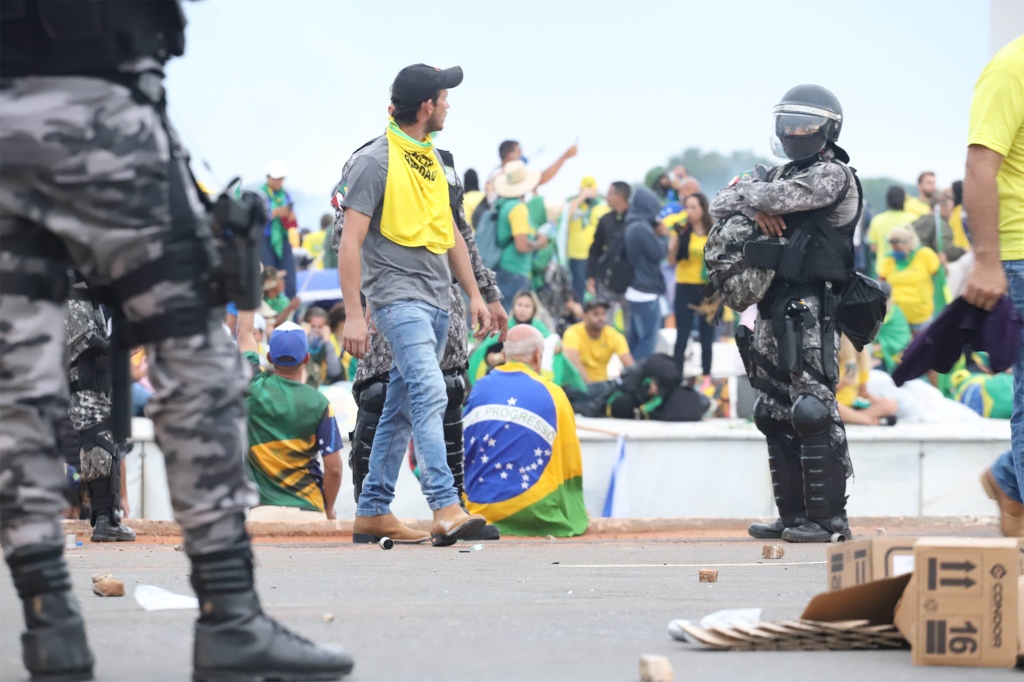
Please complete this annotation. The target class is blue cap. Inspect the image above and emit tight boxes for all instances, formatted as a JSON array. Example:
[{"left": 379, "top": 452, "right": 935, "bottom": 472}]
[{"left": 268, "top": 322, "right": 308, "bottom": 366}]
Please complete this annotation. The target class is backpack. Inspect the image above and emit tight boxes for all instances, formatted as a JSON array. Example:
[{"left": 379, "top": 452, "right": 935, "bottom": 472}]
[
  {"left": 596, "top": 231, "right": 632, "bottom": 295},
  {"left": 474, "top": 202, "right": 507, "bottom": 270},
  {"left": 702, "top": 213, "right": 781, "bottom": 310}
]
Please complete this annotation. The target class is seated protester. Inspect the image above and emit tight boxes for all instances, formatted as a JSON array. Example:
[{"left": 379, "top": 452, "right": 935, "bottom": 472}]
[
  {"left": 303, "top": 306, "right": 343, "bottom": 388},
  {"left": 236, "top": 311, "right": 343, "bottom": 518},
  {"left": 836, "top": 336, "right": 898, "bottom": 426},
  {"left": 606, "top": 353, "right": 708, "bottom": 422},
  {"left": 463, "top": 326, "right": 588, "bottom": 537},
  {"left": 872, "top": 281, "right": 912, "bottom": 373},
  {"left": 876, "top": 225, "right": 941, "bottom": 335},
  {"left": 562, "top": 299, "right": 634, "bottom": 383},
  {"left": 468, "top": 291, "right": 568, "bottom": 388},
  {"left": 327, "top": 303, "right": 357, "bottom": 381},
  {"left": 262, "top": 266, "right": 301, "bottom": 327},
  {"left": 950, "top": 351, "right": 1014, "bottom": 419}
]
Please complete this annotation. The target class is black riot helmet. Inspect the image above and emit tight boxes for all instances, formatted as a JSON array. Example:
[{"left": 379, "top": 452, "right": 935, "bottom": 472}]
[{"left": 770, "top": 84, "right": 844, "bottom": 162}]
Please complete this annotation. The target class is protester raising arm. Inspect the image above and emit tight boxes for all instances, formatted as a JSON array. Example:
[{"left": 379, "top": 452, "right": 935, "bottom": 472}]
[
  {"left": 236, "top": 309, "right": 259, "bottom": 357},
  {"left": 539, "top": 144, "right": 578, "bottom": 187}
]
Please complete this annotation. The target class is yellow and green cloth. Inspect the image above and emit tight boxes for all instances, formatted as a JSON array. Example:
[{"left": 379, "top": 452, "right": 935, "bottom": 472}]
[
  {"left": 380, "top": 119, "right": 454, "bottom": 254},
  {"left": 243, "top": 352, "right": 343, "bottom": 512},
  {"left": 463, "top": 361, "right": 588, "bottom": 537}
]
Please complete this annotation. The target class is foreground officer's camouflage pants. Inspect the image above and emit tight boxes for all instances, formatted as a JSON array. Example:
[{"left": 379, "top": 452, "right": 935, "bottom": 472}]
[
  {"left": 750, "top": 295, "right": 852, "bottom": 476},
  {"left": 0, "top": 75, "right": 257, "bottom": 558}
]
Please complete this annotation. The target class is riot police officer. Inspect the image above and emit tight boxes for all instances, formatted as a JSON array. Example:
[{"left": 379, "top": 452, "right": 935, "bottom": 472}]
[
  {"left": 64, "top": 280, "right": 136, "bottom": 542},
  {"left": 0, "top": 2, "right": 352, "bottom": 679},
  {"left": 709, "top": 85, "right": 862, "bottom": 543}
]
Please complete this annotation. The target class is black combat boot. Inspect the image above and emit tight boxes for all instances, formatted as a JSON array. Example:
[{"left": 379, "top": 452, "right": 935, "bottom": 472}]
[
  {"left": 781, "top": 402, "right": 852, "bottom": 543},
  {"left": 86, "top": 462, "right": 135, "bottom": 542},
  {"left": 9, "top": 546, "right": 94, "bottom": 682},
  {"left": 749, "top": 409, "right": 806, "bottom": 539},
  {"left": 190, "top": 545, "right": 354, "bottom": 681}
]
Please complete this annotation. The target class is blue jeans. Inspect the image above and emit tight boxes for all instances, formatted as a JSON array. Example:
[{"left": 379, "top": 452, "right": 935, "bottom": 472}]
[
  {"left": 991, "top": 259, "right": 1024, "bottom": 502},
  {"left": 626, "top": 298, "right": 662, "bottom": 362},
  {"left": 496, "top": 269, "right": 530, "bottom": 310},
  {"left": 261, "top": 235, "right": 297, "bottom": 298},
  {"left": 356, "top": 300, "right": 457, "bottom": 515},
  {"left": 569, "top": 258, "right": 588, "bottom": 302}
]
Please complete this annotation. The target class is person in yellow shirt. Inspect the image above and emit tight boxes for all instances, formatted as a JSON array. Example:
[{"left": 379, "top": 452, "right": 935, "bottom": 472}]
[
  {"left": 866, "top": 185, "right": 918, "bottom": 273},
  {"left": 566, "top": 176, "right": 609, "bottom": 301},
  {"left": 667, "top": 192, "right": 714, "bottom": 379},
  {"left": 943, "top": 183, "right": 971, "bottom": 251},
  {"left": 903, "top": 171, "right": 936, "bottom": 217},
  {"left": 300, "top": 222, "right": 328, "bottom": 270},
  {"left": 876, "top": 226, "right": 941, "bottom": 333},
  {"left": 562, "top": 300, "right": 634, "bottom": 383},
  {"left": 965, "top": 34, "right": 1024, "bottom": 537},
  {"left": 835, "top": 336, "right": 898, "bottom": 426}
]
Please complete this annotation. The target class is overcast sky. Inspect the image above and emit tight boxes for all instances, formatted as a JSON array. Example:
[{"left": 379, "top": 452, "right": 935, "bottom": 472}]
[{"left": 166, "top": 0, "right": 993, "bottom": 222}]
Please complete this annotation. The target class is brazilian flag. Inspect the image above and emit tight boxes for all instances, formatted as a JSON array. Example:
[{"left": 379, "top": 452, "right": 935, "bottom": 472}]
[{"left": 463, "top": 362, "right": 588, "bottom": 537}]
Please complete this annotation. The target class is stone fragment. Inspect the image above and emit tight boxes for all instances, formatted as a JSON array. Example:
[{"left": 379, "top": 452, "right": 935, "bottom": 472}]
[
  {"left": 698, "top": 569, "right": 718, "bottom": 583},
  {"left": 762, "top": 545, "right": 785, "bottom": 560},
  {"left": 639, "top": 653, "right": 674, "bottom": 682},
  {"left": 92, "top": 579, "right": 125, "bottom": 597}
]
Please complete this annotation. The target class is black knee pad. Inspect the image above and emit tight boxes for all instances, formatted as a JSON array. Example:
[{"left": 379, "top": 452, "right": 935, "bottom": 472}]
[
  {"left": 791, "top": 394, "right": 830, "bottom": 439},
  {"left": 753, "top": 397, "right": 786, "bottom": 437},
  {"left": 350, "top": 379, "right": 387, "bottom": 503},
  {"left": 443, "top": 371, "right": 466, "bottom": 408}
]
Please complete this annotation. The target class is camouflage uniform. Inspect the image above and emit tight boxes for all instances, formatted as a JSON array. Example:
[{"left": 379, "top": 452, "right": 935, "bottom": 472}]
[
  {"left": 0, "top": 6, "right": 352, "bottom": 680},
  {"left": 0, "top": 74, "right": 256, "bottom": 560},
  {"left": 710, "top": 149, "right": 860, "bottom": 539},
  {"left": 332, "top": 140, "right": 500, "bottom": 500}
]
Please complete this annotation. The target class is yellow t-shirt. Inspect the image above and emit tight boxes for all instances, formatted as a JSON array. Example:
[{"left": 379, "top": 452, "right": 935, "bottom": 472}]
[
  {"left": 903, "top": 196, "right": 932, "bottom": 218},
  {"left": 866, "top": 210, "right": 917, "bottom": 262},
  {"left": 463, "top": 190, "right": 484, "bottom": 228},
  {"left": 836, "top": 364, "right": 870, "bottom": 407},
  {"left": 567, "top": 201, "right": 610, "bottom": 260},
  {"left": 968, "top": 34, "right": 1024, "bottom": 261},
  {"left": 301, "top": 230, "right": 326, "bottom": 269},
  {"left": 948, "top": 205, "right": 971, "bottom": 251},
  {"left": 561, "top": 322, "right": 629, "bottom": 383},
  {"left": 877, "top": 247, "right": 941, "bottom": 325},
  {"left": 674, "top": 232, "right": 709, "bottom": 284}
]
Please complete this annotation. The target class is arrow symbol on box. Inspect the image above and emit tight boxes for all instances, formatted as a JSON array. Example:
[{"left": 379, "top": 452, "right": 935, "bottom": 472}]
[
  {"left": 939, "top": 576, "right": 976, "bottom": 588},
  {"left": 939, "top": 561, "right": 976, "bottom": 572}
]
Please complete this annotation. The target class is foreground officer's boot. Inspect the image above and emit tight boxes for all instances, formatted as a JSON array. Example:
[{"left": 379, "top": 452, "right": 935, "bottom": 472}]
[
  {"left": 190, "top": 545, "right": 354, "bottom": 682},
  {"left": 90, "top": 511, "right": 136, "bottom": 542},
  {"left": 9, "top": 546, "right": 94, "bottom": 682},
  {"left": 750, "top": 401, "right": 806, "bottom": 540}
]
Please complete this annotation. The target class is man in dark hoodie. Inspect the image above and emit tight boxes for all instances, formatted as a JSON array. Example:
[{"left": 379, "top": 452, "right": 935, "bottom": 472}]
[{"left": 624, "top": 188, "right": 670, "bottom": 361}]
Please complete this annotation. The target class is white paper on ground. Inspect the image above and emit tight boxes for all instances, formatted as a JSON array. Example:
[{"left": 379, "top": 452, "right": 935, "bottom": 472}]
[
  {"left": 134, "top": 584, "right": 199, "bottom": 611},
  {"left": 668, "top": 608, "right": 763, "bottom": 643}
]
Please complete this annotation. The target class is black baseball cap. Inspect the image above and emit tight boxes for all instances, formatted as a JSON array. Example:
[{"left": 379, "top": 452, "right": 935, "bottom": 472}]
[
  {"left": 390, "top": 64, "right": 463, "bottom": 108},
  {"left": 584, "top": 299, "right": 611, "bottom": 312}
]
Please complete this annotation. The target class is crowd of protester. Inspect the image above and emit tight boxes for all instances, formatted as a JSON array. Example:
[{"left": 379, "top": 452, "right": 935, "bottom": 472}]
[{"left": 182, "top": 142, "right": 1008, "bottom": 538}]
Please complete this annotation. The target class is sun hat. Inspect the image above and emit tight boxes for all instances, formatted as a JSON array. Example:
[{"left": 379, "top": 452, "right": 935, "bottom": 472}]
[{"left": 493, "top": 160, "right": 542, "bottom": 199}]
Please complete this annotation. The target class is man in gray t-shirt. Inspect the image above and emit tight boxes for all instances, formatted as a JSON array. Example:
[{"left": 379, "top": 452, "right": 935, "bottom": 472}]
[{"left": 338, "top": 63, "right": 492, "bottom": 547}]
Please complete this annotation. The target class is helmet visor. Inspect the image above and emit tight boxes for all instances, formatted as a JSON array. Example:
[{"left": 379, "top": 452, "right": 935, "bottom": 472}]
[{"left": 770, "top": 112, "right": 829, "bottom": 161}]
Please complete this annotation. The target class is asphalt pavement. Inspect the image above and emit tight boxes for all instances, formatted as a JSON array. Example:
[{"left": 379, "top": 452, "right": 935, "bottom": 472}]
[{"left": 1, "top": 535, "right": 1017, "bottom": 681}]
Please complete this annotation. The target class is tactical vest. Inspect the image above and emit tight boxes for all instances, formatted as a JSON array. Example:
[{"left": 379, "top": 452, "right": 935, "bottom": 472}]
[
  {"left": 0, "top": 0, "right": 186, "bottom": 78},
  {"left": 749, "top": 161, "right": 862, "bottom": 291}
]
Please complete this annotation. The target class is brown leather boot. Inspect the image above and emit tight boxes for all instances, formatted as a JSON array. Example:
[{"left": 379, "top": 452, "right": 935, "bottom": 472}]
[
  {"left": 352, "top": 513, "right": 429, "bottom": 544},
  {"left": 981, "top": 469, "right": 1024, "bottom": 538},
  {"left": 431, "top": 504, "right": 485, "bottom": 547}
]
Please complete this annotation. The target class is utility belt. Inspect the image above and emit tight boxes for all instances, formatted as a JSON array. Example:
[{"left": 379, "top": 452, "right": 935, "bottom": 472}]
[{"left": 753, "top": 280, "right": 839, "bottom": 389}]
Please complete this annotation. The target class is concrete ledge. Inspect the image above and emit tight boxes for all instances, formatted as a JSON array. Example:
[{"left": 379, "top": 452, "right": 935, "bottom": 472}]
[{"left": 60, "top": 516, "right": 1002, "bottom": 542}]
